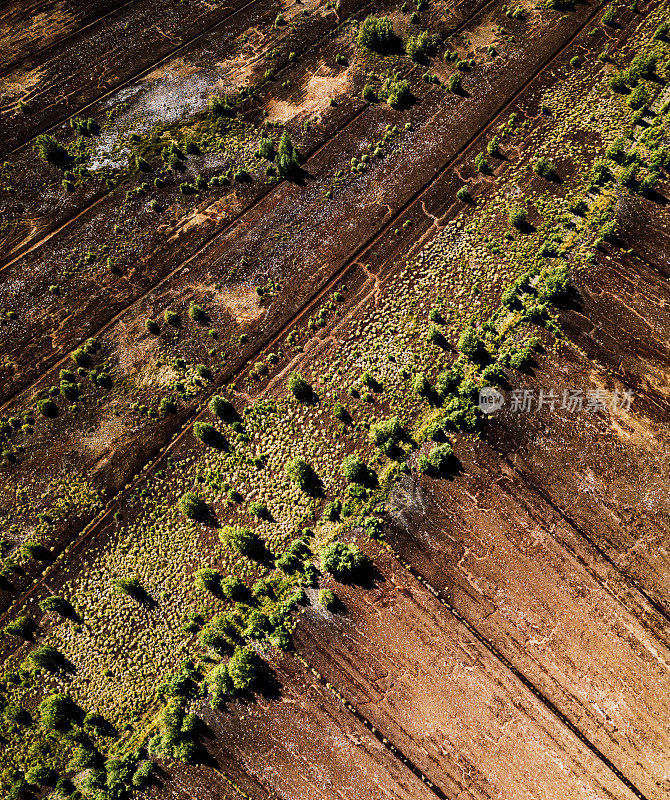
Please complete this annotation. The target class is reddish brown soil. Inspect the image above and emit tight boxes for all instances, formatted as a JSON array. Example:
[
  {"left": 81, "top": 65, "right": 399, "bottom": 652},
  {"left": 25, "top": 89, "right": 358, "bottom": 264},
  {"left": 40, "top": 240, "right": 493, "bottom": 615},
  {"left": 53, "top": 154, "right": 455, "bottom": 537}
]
[
  {"left": 0, "top": 0, "right": 669, "bottom": 797},
  {"left": 292, "top": 539, "right": 641, "bottom": 800}
]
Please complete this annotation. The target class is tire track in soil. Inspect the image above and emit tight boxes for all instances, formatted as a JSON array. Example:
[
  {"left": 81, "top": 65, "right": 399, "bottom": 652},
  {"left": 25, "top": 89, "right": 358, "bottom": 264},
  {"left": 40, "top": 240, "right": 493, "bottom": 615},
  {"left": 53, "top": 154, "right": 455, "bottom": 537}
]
[
  {"left": 500, "top": 442, "right": 670, "bottom": 626},
  {"left": 0, "top": 7, "right": 660, "bottom": 795},
  {"left": 0, "top": 0, "right": 621, "bottom": 637},
  {"left": 1, "top": 0, "right": 510, "bottom": 270},
  {"left": 1, "top": 0, "right": 279, "bottom": 158},
  {"left": 0, "top": 0, "right": 379, "bottom": 270},
  {"left": 294, "top": 652, "right": 450, "bottom": 800},
  {"left": 4, "top": 0, "right": 498, "bottom": 159},
  {"left": 0, "top": 0, "right": 502, "bottom": 406},
  {"left": 381, "top": 543, "right": 650, "bottom": 800},
  {"left": 0, "top": 0, "right": 137, "bottom": 79}
]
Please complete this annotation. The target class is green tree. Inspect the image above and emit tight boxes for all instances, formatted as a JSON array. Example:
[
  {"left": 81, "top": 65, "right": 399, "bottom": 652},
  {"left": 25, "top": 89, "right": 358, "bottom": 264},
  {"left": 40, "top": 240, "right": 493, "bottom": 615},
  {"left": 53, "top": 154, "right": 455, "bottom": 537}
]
[
  {"left": 341, "top": 453, "right": 368, "bottom": 483},
  {"left": 321, "top": 542, "right": 366, "bottom": 579},
  {"left": 227, "top": 646, "right": 260, "bottom": 691},
  {"left": 194, "top": 568, "right": 221, "bottom": 593},
  {"left": 277, "top": 132, "right": 300, "bottom": 176},
  {"left": 220, "top": 525, "right": 263, "bottom": 559},
  {"left": 358, "top": 15, "right": 397, "bottom": 51},
  {"left": 180, "top": 492, "right": 207, "bottom": 520},
  {"left": 287, "top": 372, "right": 313, "bottom": 400},
  {"left": 34, "top": 135, "right": 70, "bottom": 167},
  {"left": 39, "top": 693, "right": 76, "bottom": 731},
  {"left": 286, "top": 457, "right": 317, "bottom": 490},
  {"left": 27, "top": 644, "right": 62, "bottom": 672}
]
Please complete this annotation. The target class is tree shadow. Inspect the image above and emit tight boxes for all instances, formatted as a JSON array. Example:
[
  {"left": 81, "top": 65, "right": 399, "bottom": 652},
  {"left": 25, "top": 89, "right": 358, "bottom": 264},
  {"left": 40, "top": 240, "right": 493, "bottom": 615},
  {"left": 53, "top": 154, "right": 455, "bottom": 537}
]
[
  {"left": 326, "top": 595, "right": 348, "bottom": 614},
  {"left": 642, "top": 186, "right": 667, "bottom": 204},
  {"left": 427, "top": 453, "right": 464, "bottom": 480},
  {"left": 303, "top": 474, "right": 325, "bottom": 498},
  {"left": 514, "top": 219, "right": 537, "bottom": 234},
  {"left": 345, "top": 559, "right": 384, "bottom": 590},
  {"left": 363, "top": 376, "right": 383, "bottom": 392}
]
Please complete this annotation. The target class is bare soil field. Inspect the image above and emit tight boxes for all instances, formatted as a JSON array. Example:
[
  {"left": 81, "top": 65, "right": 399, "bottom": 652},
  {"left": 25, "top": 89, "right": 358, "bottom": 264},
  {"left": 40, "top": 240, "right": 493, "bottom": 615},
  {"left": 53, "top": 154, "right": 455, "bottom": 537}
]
[{"left": 0, "top": 0, "right": 669, "bottom": 797}]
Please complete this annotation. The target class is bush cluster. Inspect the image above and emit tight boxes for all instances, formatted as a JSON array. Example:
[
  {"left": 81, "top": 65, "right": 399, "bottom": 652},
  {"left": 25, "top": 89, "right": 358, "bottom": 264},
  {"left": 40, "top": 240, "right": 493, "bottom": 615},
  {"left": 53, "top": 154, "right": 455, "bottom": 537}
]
[
  {"left": 358, "top": 15, "right": 397, "bottom": 51},
  {"left": 321, "top": 541, "right": 366, "bottom": 580}
]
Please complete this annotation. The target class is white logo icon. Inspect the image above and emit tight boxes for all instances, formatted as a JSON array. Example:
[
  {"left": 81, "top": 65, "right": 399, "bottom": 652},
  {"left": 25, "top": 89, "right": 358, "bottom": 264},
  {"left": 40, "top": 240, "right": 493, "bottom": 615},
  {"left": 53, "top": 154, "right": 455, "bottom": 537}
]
[{"left": 479, "top": 387, "right": 505, "bottom": 414}]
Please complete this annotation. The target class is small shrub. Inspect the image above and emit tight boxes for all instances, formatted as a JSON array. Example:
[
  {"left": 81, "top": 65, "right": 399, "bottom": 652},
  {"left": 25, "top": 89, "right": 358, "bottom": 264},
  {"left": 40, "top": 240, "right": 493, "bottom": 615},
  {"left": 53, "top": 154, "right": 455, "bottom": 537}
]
[
  {"left": 194, "top": 568, "right": 220, "bottom": 593},
  {"left": 114, "top": 576, "right": 144, "bottom": 599},
  {"left": 39, "top": 596, "right": 74, "bottom": 617},
  {"left": 207, "top": 662, "right": 234, "bottom": 706},
  {"left": 321, "top": 541, "right": 366, "bottom": 579},
  {"left": 323, "top": 499, "right": 342, "bottom": 521},
  {"left": 71, "top": 347, "right": 91, "bottom": 368},
  {"left": 287, "top": 372, "right": 313, "bottom": 401},
  {"left": 132, "top": 761, "right": 154, "bottom": 789},
  {"left": 358, "top": 15, "right": 397, "bottom": 51},
  {"left": 653, "top": 21, "right": 669, "bottom": 39},
  {"left": 208, "top": 94, "right": 235, "bottom": 116},
  {"left": 369, "top": 417, "right": 402, "bottom": 454},
  {"left": 508, "top": 205, "right": 528, "bottom": 228},
  {"left": 426, "top": 441, "right": 454, "bottom": 473},
  {"left": 3, "top": 615, "right": 35, "bottom": 639},
  {"left": 608, "top": 70, "right": 628, "bottom": 93},
  {"left": 21, "top": 540, "right": 51, "bottom": 560},
  {"left": 405, "top": 30, "right": 436, "bottom": 61},
  {"left": 413, "top": 373, "right": 430, "bottom": 396},
  {"left": 193, "top": 421, "right": 222, "bottom": 447},
  {"left": 383, "top": 74, "right": 411, "bottom": 108},
  {"left": 258, "top": 135, "right": 274, "bottom": 160},
  {"left": 34, "top": 135, "right": 69, "bottom": 167},
  {"left": 180, "top": 491, "right": 207, "bottom": 520},
  {"left": 591, "top": 159, "right": 611, "bottom": 185},
  {"left": 533, "top": 157, "right": 557, "bottom": 179},
  {"left": 601, "top": 6, "right": 616, "bottom": 25},
  {"left": 458, "top": 325, "right": 486, "bottom": 361},
  {"left": 159, "top": 396, "right": 176, "bottom": 415},
  {"left": 27, "top": 644, "right": 62, "bottom": 672},
  {"left": 448, "top": 72, "right": 462, "bottom": 93},
  {"left": 220, "top": 525, "right": 263, "bottom": 559},
  {"left": 362, "top": 83, "right": 377, "bottom": 101},
  {"left": 540, "top": 265, "right": 570, "bottom": 301},
  {"left": 333, "top": 401, "right": 349, "bottom": 422},
  {"left": 627, "top": 84, "right": 650, "bottom": 110},
  {"left": 619, "top": 163, "right": 638, "bottom": 187},
  {"left": 25, "top": 764, "right": 55, "bottom": 786},
  {"left": 341, "top": 453, "right": 368, "bottom": 483},
  {"left": 36, "top": 398, "right": 58, "bottom": 417},
  {"left": 487, "top": 136, "right": 501, "bottom": 156},
  {"left": 210, "top": 395, "right": 235, "bottom": 420},
  {"left": 188, "top": 302, "right": 207, "bottom": 322},
  {"left": 249, "top": 501, "right": 270, "bottom": 519},
  {"left": 286, "top": 457, "right": 317, "bottom": 491},
  {"left": 277, "top": 131, "right": 300, "bottom": 177},
  {"left": 145, "top": 318, "right": 159, "bottom": 334},
  {"left": 221, "top": 575, "right": 247, "bottom": 601},
  {"left": 427, "top": 323, "right": 442, "bottom": 344},
  {"left": 318, "top": 588, "right": 336, "bottom": 609}
]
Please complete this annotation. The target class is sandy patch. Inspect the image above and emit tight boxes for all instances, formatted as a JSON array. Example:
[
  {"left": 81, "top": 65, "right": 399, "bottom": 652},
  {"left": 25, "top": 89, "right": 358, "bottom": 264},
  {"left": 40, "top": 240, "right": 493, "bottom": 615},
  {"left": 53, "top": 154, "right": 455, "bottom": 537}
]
[
  {"left": 266, "top": 63, "right": 351, "bottom": 123},
  {"left": 215, "top": 284, "right": 264, "bottom": 323}
]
